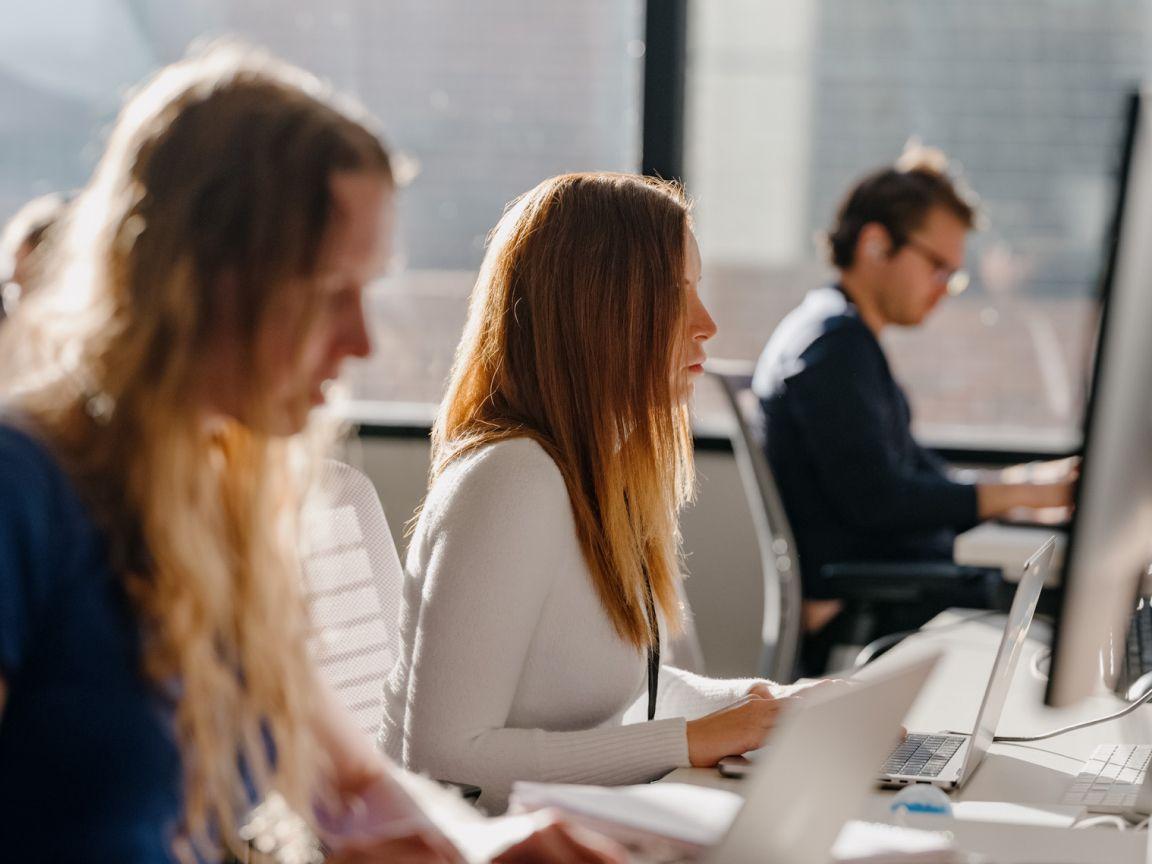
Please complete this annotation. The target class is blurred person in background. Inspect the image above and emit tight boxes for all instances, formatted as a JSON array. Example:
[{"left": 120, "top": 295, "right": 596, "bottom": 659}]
[
  {"left": 752, "top": 145, "right": 1076, "bottom": 674},
  {"left": 0, "top": 43, "right": 620, "bottom": 864},
  {"left": 0, "top": 191, "right": 70, "bottom": 321}
]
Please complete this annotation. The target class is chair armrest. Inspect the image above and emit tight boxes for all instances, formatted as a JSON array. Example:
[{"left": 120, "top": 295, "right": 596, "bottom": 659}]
[{"left": 819, "top": 561, "right": 1003, "bottom": 605}]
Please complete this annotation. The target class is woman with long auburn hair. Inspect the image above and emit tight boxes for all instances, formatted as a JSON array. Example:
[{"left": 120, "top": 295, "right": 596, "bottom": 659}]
[
  {"left": 382, "top": 172, "right": 828, "bottom": 812},
  {"left": 0, "top": 45, "right": 622, "bottom": 864}
]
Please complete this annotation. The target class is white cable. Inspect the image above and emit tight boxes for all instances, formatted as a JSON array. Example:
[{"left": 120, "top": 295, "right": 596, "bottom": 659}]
[
  {"left": 1072, "top": 814, "right": 1130, "bottom": 830},
  {"left": 1029, "top": 646, "right": 1051, "bottom": 682},
  {"left": 995, "top": 686, "right": 1152, "bottom": 743}
]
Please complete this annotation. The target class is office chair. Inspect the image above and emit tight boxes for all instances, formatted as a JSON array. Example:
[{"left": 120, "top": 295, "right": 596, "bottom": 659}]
[
  {"left": 301, "top": 459, "right": 406, "bottom": 737},
  {"left": 706, "top": 362, "right": 805, "bottom": 683},
  {"left": 233, "top": 461, "right": 413, "bottom": 861},
  {"left": 705, "top": 362, "right": 1003, "bottom": 678}
]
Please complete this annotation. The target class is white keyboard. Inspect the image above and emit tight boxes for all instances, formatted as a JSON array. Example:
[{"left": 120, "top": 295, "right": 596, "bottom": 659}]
[{"left": 1061, "top": 744, "right": 1152, "bottom": 812}]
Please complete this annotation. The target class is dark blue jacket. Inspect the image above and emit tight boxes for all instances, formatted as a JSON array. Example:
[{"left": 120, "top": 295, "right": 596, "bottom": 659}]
[{"left": 752, "top": 286, "right": 979, "bottom": 599}]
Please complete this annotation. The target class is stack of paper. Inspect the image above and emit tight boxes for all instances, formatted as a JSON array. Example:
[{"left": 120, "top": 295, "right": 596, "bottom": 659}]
[
  {"left": 510, "top": 781, "right": 740, "bottom": 860},
  {"left": 510, "top": 782, "right": 959, "bottom": 863}
]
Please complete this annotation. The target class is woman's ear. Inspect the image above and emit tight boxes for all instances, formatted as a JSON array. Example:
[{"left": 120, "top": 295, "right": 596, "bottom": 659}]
[{"left": 204, "top": 269, "right": 242, "bottom": 337}]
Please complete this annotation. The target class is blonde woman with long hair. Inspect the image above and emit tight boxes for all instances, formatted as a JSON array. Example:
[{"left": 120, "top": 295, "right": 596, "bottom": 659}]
[
  {"left": 0, "top": 46, "right": 621, "bottom": 864},
  {"left": 382, "top": 173, "right": 828, "bottom": 812}
]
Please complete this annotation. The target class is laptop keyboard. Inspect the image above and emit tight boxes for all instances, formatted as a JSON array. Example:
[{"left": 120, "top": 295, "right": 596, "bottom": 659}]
[
  {"left": 881, "top": 733, "right": 965, "bottom": 778},
  {"left": 1119, "top": 601, "right": 1152, "bottom": 694},
  {"left": 1062, "top": 744, "right": 1151, "bottom": 812}
]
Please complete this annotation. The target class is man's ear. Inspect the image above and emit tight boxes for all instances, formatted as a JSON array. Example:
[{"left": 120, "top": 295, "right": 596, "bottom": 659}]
[{"left": 857, "top": 222, "right": 893, "bottom": 262}]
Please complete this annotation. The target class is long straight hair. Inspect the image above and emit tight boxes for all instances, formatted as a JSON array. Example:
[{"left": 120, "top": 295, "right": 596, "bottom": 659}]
[
  {"left": 433, "top": 172, "right": 695, "bottom": 649},
  {"left": 0, "top": 43, "right": 391, "bottom": 861}
]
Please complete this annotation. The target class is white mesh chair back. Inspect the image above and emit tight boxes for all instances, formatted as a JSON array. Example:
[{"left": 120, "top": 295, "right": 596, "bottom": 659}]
[{"left": 302, "top": 460, "right": 405, "bottom": 737}]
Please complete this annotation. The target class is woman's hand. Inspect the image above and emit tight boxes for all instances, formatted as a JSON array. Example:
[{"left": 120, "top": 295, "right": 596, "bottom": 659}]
[
  {"left": 748, "top": 677, "right": 848, "bottom": 702},
  {"left": 684, "top": 677, "right": 854, "bottom": 767},
  {"left": 493, "top": 815, "right": 626, "bottom": 864},
  {"left": 326, "top": 829, "right": 465, "bottom": 864},
  {"left": 685, "top": 692, "right": 785, "bottom": 767}
]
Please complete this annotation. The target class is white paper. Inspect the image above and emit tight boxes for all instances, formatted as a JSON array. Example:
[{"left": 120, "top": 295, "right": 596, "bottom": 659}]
[
  {"left": 832, "top": 820, "right": 958, "bottom": 863},
  {"left": 509, "top": 781, "right": 743, "bottom": 847}
]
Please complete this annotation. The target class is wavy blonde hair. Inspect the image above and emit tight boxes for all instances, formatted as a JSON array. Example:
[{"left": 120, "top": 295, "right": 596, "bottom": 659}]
[
  {"left": 0, "top": 43, "right": 391, "bottom": 860},
  {"left": 433, "top": 172, "right": 694, "bottom": 649}
]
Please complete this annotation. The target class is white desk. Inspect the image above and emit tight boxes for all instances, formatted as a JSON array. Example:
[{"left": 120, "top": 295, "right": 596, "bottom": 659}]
[
  {"left": 954, "top": 523, "right": 1067, "bottom": 584},
  {"left": 666, "top": 610, "right": 1152, "bottom": 862}
]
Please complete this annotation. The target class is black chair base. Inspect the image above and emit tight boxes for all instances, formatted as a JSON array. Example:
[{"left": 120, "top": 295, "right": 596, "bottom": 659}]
[{"left": 799, "top": 562, "right": 1005, "bottom": 676}]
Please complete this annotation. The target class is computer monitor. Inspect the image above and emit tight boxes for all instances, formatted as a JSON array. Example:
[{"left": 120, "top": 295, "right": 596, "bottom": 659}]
[{"left": 1046, "top": 89, "right": 1152, "bottom": 707}]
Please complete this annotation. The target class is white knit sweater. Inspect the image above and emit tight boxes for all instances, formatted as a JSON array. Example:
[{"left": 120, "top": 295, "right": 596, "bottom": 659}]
[{"left": 379, "top": 437, "right": 760, "bottom": 811}]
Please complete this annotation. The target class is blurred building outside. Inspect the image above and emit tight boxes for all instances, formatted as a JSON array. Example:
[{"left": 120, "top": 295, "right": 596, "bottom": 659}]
[{"left": 3, "top": 0, "right": 1148, "bottom": 451}]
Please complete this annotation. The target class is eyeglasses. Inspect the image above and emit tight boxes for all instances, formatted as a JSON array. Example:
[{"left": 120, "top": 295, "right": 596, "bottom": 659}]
[{"left": 904, "top": 237, "right": 970, "bottom": 296}]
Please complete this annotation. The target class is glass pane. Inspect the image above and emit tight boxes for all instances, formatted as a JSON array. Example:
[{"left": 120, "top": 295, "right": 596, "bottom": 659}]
[
  {"left": 0, "top": 0, "right": 646, "bottom": 410},
  {"left": 685, "top": 0, "right": 1145, "bottom": 450}
]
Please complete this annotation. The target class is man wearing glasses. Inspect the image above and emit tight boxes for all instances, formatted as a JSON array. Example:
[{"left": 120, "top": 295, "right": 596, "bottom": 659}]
[{"left": 752, "top": 146, "right": 1074, "bottom": 673}]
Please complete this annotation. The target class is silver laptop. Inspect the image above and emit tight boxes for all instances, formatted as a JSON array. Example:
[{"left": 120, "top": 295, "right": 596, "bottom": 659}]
[
  {"left": 705, "top": 652, "right": 939, "bottom": 864},
  {"left": 877, "top": 537, "right": 1055, "bottom": 790}
]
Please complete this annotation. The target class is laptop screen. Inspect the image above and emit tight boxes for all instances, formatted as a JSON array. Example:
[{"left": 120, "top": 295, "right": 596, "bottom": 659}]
[{"left": 964, "top": 538, "right": 1055, "bottom": 770}]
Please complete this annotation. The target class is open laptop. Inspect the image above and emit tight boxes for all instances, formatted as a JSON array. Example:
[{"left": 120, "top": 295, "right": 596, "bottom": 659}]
[
  {"left": 717, "top": 537, "right": 1054, "bottom": 788},
  {"left": 876, "top": 536, "right": 1055, "bottom": 790},
  {"left": 706, "top": 652, "right": 940, "bottom": 864}
]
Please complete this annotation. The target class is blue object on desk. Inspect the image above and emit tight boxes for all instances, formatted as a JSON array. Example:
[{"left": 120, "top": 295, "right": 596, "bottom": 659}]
[{"left": 890, "top": 784, "right": 954, "bottom": 818}]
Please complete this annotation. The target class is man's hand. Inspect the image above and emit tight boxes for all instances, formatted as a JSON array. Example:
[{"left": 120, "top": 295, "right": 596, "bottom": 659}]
[
  {"left": 977, "top": 479, "right": 1075, "bottom": 519},
  {"left": 1001, "top": 456, "right": 1080, "bottom": 485}
]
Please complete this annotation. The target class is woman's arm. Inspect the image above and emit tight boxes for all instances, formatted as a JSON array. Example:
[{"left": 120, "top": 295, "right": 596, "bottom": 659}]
[
  {"left": 649, "top": 665, "right": 762, "bottom": 720},
  {"left": 401, "top": 443, "right": 690, "bottom": 810},
  {"left": 310, "top": 669, "right": 481, "bottom": 836},
  {"left": 307, "top": 672, "right": 468, "bottom": 862}
]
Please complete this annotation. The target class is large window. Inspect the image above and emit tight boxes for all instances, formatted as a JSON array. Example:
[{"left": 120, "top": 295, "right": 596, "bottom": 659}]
[
  {"left": 685, "top": 0, "right": 1149, "bottom": 451},
  {"left": 6, "top": 2, "right": 1148, "bottom": 448},
  {"left": 1, "top": 0, "right": 646, "bottom": 418}
]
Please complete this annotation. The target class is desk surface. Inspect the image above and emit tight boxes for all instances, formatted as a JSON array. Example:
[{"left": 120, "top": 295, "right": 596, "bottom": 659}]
[
  {"left": 666, "top": 610, "right": 1152, "bottom": 862},
  {"left": 954, "top": 523, "right": 1067, "bottom": 584}
]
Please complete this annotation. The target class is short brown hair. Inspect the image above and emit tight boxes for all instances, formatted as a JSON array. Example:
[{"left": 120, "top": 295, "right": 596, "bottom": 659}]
[{"left": 826, "top": 145, "right": 979, "bottom": 269}]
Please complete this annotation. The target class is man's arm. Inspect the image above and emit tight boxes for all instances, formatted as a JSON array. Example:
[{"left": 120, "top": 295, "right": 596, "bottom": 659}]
[
  {"left": 976, "top": 481, "right": 1074, "bottom": 519},
  {"left": 945, "top": 458, "right": 1076, "bottom": 518}
]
